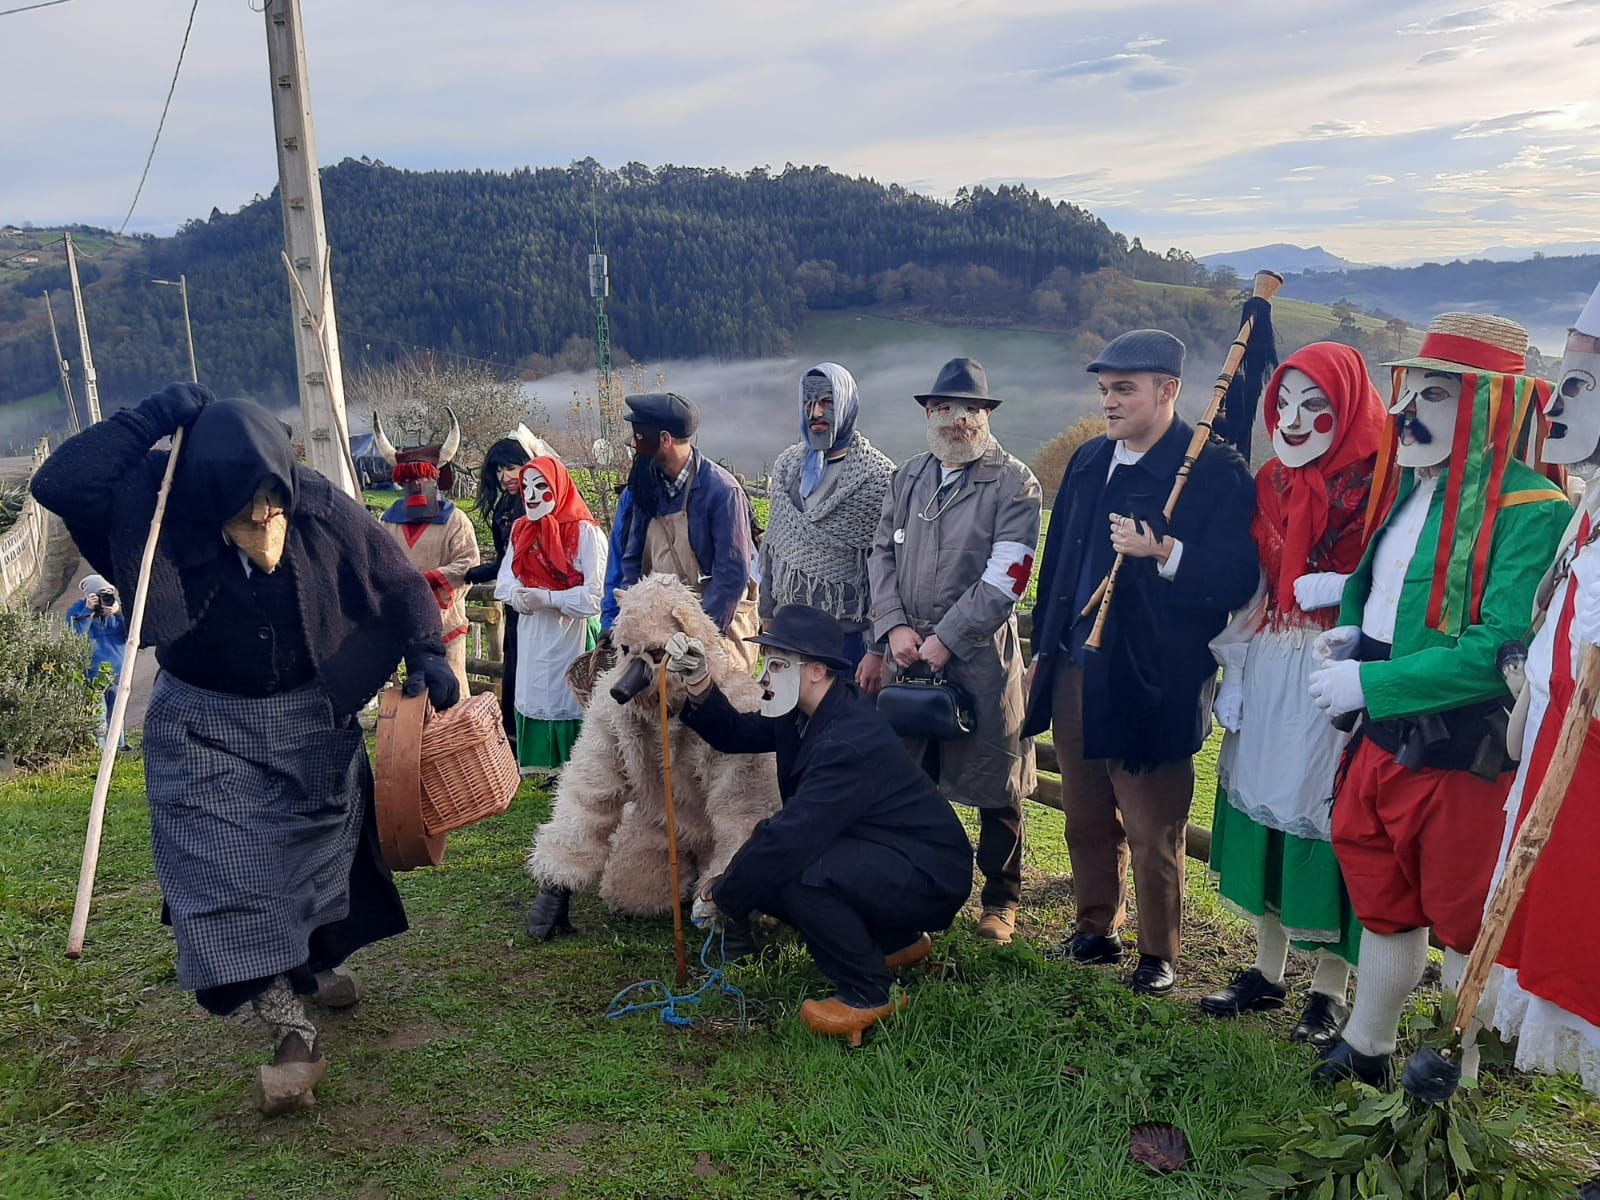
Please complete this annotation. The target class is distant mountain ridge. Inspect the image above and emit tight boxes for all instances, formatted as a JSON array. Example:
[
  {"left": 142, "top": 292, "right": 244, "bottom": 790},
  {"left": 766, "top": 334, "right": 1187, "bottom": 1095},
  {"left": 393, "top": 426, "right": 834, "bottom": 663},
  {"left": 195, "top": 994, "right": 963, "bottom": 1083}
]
[{"left": 1198, "top": 243, "right": 1367, "bottom": 277}]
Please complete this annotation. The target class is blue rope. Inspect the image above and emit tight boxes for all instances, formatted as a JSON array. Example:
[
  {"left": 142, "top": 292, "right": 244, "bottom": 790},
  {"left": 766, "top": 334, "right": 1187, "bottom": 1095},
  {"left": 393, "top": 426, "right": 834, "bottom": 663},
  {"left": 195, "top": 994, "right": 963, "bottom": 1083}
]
[{"left": 605, "top": 925, "right": 748, "bottom": 1031}]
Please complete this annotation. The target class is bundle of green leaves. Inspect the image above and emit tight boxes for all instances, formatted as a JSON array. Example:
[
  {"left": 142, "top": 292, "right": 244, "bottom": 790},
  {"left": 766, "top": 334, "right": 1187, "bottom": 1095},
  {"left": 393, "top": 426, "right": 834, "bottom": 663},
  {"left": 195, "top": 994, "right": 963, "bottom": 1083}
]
[{"left": 0, "top": 605, "right": 102, "bottom": 769}]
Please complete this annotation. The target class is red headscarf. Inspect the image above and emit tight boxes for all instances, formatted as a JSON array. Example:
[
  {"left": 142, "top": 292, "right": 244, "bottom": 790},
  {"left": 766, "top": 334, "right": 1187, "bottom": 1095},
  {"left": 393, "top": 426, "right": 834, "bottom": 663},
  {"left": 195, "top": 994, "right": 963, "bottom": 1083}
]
[
  {"left": 1252, "top": 342, "right": 1386, "bottom": 617},
  {"left": 509, "top": 456, "right": 597, "bottom": 590}
]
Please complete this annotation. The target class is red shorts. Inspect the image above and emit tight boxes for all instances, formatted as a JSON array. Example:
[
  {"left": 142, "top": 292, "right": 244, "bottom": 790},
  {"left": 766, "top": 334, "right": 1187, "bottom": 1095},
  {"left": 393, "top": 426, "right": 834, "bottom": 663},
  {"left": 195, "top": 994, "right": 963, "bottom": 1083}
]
[{"left": 1331, "top": 738, "right": 1512, "bottom": 954}]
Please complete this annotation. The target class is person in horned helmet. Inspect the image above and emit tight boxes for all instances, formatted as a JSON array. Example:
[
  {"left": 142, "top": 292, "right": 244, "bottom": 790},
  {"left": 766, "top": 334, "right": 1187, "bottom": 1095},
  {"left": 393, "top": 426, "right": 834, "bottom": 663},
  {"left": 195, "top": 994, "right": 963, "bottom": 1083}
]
[
  {"left": 1307, "top": 313, "right": 1572, "bottom": 1089},
  {"left": 373, "top": 407, "right": 481, "bottom": 699},
  {"left": 1201, "top": 342, "right": 1385, "bottom": 1045},
  {"left": 1477, "top": 275, "right": 1600, "bottom": 1096},
  {"left": 758, "top": 362, "right": 895, "bottom": 669}
]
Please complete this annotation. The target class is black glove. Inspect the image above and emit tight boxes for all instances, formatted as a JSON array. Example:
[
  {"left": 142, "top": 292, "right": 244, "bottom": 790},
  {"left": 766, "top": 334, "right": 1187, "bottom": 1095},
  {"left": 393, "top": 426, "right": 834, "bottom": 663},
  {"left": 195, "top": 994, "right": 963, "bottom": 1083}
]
[
  {"left": 403, "top": 645, "right": 460, "bottom": 711},
  {"left": 135, "top": 382, "right": 215, "bottom": 438}
]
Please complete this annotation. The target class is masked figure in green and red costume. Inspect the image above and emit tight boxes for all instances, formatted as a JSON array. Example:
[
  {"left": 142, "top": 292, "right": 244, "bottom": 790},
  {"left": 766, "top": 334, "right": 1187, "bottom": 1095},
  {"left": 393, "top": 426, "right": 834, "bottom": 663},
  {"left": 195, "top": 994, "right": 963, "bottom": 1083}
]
[{"left": 1306, "top": 313, "right": 1572, "bottom": 1088}]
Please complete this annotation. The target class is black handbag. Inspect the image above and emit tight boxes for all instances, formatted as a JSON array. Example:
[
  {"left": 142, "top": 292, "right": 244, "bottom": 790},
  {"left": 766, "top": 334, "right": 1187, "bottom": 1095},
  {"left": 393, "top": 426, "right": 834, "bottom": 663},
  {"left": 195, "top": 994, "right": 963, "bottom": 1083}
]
[{"left": 877, "top": 664, "right": 975, "bottom": 739}]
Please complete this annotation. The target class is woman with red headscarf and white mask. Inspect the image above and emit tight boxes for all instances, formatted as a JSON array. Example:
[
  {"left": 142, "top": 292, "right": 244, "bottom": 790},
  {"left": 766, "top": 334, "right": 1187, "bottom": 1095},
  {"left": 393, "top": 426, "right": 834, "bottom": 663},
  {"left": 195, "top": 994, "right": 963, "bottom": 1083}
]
[
  {"left": 494, "top": 456, "right": 607, "bottom": 771},
  {"left": 1200, "top": 342, "right": 1385, "bottom": 1047}
]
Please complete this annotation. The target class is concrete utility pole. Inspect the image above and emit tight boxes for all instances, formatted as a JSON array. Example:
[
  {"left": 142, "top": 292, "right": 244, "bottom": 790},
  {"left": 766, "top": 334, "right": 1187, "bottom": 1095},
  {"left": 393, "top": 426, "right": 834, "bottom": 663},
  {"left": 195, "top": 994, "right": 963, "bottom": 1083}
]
[
  {"left": 62, "top": 232, "right": 101, "bottom": 424},
  {"left": 43, "top": 291, "right": 81, "bottom": 433},
  {"left": 263, "top": 0, "right": 357, "bottom": 496},
  {"left": 152, "top": 275, "right": 198, "bottom": 382}
]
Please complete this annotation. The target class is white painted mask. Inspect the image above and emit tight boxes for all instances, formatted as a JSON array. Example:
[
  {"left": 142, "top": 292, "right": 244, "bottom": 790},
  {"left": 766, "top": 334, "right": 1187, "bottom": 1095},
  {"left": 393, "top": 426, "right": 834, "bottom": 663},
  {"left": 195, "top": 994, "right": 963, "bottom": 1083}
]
[
  {"left": 1390, "top": 367, "right": 1461, "bottom": 468},
  {"left": 1272, "top": 368, "right": 1338, "bottom": 468},
  {"left": 1541, "top": 330, "right": 1600, "bottom": 465},
  {"left": 759, "top": 655, "right": 802, "bottom": 718},
  {"left": 521, "top": 466, "right": 555, "bottom": 521}
]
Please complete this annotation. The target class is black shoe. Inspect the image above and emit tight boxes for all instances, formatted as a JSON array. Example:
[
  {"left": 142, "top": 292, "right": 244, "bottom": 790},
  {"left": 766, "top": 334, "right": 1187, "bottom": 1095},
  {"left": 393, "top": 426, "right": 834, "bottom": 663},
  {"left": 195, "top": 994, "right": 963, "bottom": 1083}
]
[
  {"left": 1065, "top": 932, "right": 1125, "bottom": 965},
  {"left": 526, "top": 885, "right": 576, "bottom": 941},
  {"left": 1310, "top": 1038, "right": 1392, "bottom": 1088},
  {"left": 1199, "top": 968, "right": 1287, "bottom": 1017},
  {"left": 1130, "top": 955, "right": 1176, "bottom": 996},
  {"left": 1290, "top": 992, "right": 1349, "bottom": 1049}
]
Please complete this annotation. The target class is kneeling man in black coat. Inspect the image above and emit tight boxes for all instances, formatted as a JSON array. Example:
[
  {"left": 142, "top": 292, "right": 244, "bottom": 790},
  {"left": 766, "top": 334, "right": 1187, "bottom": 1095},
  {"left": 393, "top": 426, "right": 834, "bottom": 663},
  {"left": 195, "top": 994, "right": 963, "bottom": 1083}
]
[{"left": 668, "top": 604, "right": 974, "bottom": 1046}]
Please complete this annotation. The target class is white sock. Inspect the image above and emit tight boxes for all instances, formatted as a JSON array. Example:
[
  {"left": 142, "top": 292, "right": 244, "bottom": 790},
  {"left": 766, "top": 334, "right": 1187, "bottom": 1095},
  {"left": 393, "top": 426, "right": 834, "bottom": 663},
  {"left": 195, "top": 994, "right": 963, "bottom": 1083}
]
[
  {"left": 1441, "top": 948, "right": 1502, "bottom": 1083},
  {"left": 1341, "top": 928, "right": 1429, "bottom": 1057},
  {"left": 1254, "top": 918, "right": 1290, "bottom": 986},
  {"left": 1310, "top": 952, "right": 1351, "bottom": 1001}
]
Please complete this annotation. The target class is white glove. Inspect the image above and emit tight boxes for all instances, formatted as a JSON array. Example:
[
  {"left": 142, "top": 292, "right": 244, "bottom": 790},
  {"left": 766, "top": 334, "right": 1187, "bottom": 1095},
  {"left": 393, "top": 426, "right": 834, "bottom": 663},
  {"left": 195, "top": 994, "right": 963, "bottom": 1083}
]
[
  {"left": 511, "top": 587, "right": 549, "bottom": 615},
  {"left": 1294, "top": 571, "right": 1350, "bottom": 612},
  {"left": 1312, "top": 625, "right": 1362, "bottom": 665},
  {"left": 1211, "top": 640, "right": 1248, "bottom": 733},
  {"left": 1573, "top": 548, "right": 1600, "bottom": 650},
  {"left": 663, "top": 631, "right": 710, "bottom": 686},
  {"left": 690, "top": 894, "right": 724, "bottom": 929},
  {"left": 1309, "top": 659, "right": 1365, "bottom": 716}
]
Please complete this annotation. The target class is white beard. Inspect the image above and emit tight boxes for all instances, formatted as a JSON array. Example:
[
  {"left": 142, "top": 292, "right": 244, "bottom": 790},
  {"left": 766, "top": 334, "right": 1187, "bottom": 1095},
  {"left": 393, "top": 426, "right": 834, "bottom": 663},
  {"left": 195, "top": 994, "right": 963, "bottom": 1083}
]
[{"left": 928, "top": 412, "right": 988, "bottom": 465}]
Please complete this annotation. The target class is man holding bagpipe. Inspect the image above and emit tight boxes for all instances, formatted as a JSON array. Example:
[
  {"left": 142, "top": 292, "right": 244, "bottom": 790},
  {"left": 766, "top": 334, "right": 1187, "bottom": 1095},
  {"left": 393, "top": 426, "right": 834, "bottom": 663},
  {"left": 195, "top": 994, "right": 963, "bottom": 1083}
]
[{"left": 1024, "top": 315, "right": 1263, "bottom": 997}]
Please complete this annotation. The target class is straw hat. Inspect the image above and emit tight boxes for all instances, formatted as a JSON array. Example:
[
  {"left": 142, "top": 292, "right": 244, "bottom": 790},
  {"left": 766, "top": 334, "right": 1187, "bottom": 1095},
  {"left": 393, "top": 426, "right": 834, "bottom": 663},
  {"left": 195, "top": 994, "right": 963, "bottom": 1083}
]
[{"left": 1384, "top": 312, "right": 1530, "bottom": 376}]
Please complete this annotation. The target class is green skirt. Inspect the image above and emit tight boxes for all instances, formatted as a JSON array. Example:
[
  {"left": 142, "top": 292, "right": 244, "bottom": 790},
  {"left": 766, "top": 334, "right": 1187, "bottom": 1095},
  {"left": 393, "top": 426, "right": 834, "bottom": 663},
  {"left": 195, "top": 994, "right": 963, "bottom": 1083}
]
[
  {"left": 1209, "top": 786, "right": 1362, "bottom": 966},
  {"left": 516, "top": 717, "right": 581, "bottom": 770}
]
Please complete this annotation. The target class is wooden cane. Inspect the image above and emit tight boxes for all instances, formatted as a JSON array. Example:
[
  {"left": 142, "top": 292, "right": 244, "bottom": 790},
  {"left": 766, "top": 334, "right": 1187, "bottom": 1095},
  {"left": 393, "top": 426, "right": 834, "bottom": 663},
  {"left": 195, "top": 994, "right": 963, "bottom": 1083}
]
[
  {"left": 657, "top": 665, "right": 690, "bottom": 988},
  {"left": 1446, "top": 641, "right": 1600, "bottom": 1048},
  {"left": 67, "top": 428, "right": 184, "bottom": 959},
  {"left": 1080, "top": 270, "right": 1285, "bottom": 649}
]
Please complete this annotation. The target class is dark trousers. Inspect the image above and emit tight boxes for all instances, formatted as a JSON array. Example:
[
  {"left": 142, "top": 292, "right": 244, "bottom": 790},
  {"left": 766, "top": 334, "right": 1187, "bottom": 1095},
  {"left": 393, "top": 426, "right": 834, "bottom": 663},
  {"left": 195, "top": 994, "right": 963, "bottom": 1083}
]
[
  {"left": 1052, "top": 665, "right": 1194, "bottom": 964},
  {"left": 767, "top": 837, "right": 967, "bottom": 1007},
  {"left": 499, "top": 603, "right": 519, "bottom": 748},
  {"left": 920, "top": 743, "right": 1023, "bottom": 909}
]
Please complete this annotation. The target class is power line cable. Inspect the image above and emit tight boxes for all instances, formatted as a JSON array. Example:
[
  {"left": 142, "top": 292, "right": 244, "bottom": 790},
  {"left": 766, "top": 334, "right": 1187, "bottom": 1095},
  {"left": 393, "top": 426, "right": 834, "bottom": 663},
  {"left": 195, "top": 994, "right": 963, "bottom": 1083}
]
[
  {"left": 117, "top": 0, "right": 200, "bottom": 236},
  {"left": 0, "top": 0, "right": 72, "bottom": 16}
]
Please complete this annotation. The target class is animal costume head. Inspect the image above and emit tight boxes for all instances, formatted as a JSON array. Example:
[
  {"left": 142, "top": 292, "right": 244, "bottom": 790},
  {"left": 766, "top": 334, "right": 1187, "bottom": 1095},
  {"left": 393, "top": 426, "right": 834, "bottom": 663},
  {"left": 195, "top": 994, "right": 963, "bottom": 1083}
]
[
  {"left": 170, "top": 399, "right": 299, "bottom": 574},
  {"left": 798, "top": 362, "right": 860, "bottom": 497},
  {"left": 604, "top": 575, "right": 762, "bottom": 717},
  {"left": 372, "top": 406, "right": 462, "bottom": 521},
  {"left": 510, "top": 456, "right": 596, "bottom": 590},
  {"left": 1374, "top": 312, "right": 1552, "bottom": 635},
  {"left": 1541, "top": 276, "right": 1600, "bottom": 468},
  {"left": 1256, "top": 342, "right": 1386, "bottom": 616}
]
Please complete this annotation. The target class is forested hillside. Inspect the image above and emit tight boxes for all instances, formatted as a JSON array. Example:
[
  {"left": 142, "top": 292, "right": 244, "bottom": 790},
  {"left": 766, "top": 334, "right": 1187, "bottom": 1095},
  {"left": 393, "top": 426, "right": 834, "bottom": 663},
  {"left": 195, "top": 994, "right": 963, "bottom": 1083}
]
[{"left": 0, "top": 159, "right": 1203, "bottom": 410}]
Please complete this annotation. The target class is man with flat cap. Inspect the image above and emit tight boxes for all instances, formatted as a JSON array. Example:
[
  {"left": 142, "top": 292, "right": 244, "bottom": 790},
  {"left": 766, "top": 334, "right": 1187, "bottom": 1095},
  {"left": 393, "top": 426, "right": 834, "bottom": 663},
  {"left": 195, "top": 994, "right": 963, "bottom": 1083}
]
[
  {"left": 669, "top": 604, "right": 974, "bottom": 1045},
  {"left": 1024, "top": 329, "right": 1258, "bottom": 995},
  {"left": 602, "top": 391, "right": 761, "bottom": 671},
  {"left": 867, "top": 357, "right": 1043, "bottom": 946}
]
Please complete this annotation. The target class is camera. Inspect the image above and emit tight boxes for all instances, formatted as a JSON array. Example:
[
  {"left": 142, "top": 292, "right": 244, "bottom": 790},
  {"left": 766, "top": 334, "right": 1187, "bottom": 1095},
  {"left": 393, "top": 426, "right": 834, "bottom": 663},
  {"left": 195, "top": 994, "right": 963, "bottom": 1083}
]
[{"left": 97, "top": 589, "right": 117, "bottom": 609}]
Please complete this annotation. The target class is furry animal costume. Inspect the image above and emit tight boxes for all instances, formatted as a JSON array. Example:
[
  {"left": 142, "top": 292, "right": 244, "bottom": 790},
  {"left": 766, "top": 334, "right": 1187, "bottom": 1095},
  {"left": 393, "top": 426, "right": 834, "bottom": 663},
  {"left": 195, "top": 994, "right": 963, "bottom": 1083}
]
[{"left": 528, "top": 574, "right": 780, "bottom": 917}]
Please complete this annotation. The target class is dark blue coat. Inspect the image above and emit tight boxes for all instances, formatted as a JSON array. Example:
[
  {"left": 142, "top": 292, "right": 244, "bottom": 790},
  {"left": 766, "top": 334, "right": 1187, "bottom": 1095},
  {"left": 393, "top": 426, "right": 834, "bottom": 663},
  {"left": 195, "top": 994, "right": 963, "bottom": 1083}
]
[
  {"left": 606, "top": 449, "right": 755, "bottom": 632},
  {"left": 682, "top": 679, "right": 973, "bottom": 922},
  {"left": 1023, "top": 417, "right": 1258, "bottom": 768}
]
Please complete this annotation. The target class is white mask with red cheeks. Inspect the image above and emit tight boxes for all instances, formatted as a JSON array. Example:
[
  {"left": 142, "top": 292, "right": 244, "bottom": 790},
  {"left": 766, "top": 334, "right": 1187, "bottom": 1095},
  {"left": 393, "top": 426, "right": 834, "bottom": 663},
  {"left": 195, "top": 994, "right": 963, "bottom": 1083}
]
[
  {"left": 521, "top": 466, "right": 555, "bottom": 521},
  {"left": 1272, "top": 368, "right": 1338, "bottom": 468}
]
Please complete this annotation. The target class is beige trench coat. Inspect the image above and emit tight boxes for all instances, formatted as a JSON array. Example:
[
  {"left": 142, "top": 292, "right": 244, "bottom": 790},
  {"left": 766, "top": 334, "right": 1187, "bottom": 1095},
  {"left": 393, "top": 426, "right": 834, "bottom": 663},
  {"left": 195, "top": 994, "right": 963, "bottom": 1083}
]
[{"left": 868, "top": 437, "right": 1042, "bottom": 809}]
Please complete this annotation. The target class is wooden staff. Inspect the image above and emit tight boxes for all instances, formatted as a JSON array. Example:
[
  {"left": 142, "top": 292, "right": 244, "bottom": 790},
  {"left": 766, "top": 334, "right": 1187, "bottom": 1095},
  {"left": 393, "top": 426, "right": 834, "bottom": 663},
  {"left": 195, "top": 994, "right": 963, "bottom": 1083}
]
[
  {"left": 657, "top": 665, "right": 689, "bottom": 987},
  {"left": 1446, "top": 641, "right": 1600, "bottom": 1061},
  {"left": 1079, "top": 269, "right": 1284, "bottom": 650},
  {"left": 67, "top": 429, "right": 184, "bottom": 959}
]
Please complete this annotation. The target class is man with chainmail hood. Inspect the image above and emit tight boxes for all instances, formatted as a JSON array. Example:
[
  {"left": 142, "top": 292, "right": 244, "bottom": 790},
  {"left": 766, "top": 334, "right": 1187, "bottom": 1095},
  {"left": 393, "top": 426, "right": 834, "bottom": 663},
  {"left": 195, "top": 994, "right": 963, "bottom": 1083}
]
[
  {"left": 867, "top": 357, "right": 1042, "bottom": 946},
  {"left": 758, "top": 362, "right": 895, "bottom": 670},
  {"left": 31, "top": 383, "right": 460, "bottom": 1116}
]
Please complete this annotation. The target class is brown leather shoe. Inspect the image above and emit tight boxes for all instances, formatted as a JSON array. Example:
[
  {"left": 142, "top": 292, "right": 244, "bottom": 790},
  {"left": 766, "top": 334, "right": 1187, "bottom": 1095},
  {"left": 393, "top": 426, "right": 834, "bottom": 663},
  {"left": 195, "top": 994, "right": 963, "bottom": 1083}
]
[
  {"left": 975, "top": 906, "right": 1018, "bottom": 945},
  {"left": 799, "top": 995, "right": 907, "bottom": 1047},
  {"left": 884, "top": 934, "right": 932, "bottom": 971},
  {"left": 310, "top": 966, "right": 362, "bottom": 1009},
  {"left": 251, "top": 1033, "right": 327, "bottom": 1116}
]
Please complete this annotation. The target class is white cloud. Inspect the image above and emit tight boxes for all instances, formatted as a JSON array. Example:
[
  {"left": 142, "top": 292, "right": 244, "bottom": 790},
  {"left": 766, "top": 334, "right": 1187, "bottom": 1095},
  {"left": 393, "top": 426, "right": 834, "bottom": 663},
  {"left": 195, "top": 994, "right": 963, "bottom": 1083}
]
[
  {"left": 1400, "top": 4, "right": 1515, "bottom": 34},
  {"left": 1366, "top": 174, "right": 1397, "bottom": 184}
]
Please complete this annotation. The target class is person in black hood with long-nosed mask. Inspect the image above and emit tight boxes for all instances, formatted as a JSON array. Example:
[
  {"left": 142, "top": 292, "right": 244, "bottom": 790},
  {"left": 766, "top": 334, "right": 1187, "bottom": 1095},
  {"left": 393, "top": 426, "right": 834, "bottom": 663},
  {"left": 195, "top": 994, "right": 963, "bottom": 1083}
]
[{"left": 31, "top": 382, "right": 459, "bottom": 1117}]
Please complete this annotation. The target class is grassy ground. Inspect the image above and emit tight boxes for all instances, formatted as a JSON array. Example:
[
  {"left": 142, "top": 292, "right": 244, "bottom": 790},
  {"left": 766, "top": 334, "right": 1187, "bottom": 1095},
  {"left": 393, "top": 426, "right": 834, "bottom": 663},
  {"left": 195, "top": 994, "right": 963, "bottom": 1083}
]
[{"left": 3, "top": 744, "right": 1597, "bottom": 1200}]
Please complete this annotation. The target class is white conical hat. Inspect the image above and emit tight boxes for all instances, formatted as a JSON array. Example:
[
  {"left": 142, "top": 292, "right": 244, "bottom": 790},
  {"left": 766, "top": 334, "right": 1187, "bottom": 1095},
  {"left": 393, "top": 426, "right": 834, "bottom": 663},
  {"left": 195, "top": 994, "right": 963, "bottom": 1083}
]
[{"left": 1576, "top": 276, "right": 1600, "bottom": 337}]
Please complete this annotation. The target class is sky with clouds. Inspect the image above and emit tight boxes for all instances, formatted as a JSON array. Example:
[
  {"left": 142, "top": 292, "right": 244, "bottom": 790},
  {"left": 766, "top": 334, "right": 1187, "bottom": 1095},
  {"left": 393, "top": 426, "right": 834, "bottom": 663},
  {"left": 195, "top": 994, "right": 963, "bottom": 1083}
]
[{"left": 2, "top": 0, "right": 1597, "bottom": 264}]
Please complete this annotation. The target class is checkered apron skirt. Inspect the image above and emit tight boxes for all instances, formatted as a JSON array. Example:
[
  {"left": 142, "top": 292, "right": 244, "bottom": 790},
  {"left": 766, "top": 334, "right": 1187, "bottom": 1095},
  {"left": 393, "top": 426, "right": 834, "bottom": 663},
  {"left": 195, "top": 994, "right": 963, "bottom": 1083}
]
[{"left": 143, "top": 673, "right": 367, "bottom": 992}]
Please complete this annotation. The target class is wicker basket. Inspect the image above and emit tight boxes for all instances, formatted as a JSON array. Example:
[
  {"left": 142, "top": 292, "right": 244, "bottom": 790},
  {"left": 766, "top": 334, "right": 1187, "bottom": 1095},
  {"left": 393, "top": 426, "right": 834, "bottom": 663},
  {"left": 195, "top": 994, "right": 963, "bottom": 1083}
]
[
  {"left": 565, "top": 642, "right": 617, "bottom": 707},
  {"left": 418, "top": 691, "right": 520, "bottom": 836}
]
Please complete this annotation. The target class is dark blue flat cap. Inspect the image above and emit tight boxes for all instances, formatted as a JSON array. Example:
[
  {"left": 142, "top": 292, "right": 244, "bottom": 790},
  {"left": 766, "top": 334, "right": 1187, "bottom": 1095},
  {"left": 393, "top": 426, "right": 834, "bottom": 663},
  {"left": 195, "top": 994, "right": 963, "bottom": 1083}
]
[
  {"left": 1086, "top": 329, "right": 1185, "bottom": 378},
  {"left": 623, "top": 391, "right": 699, "bottom": 438}
]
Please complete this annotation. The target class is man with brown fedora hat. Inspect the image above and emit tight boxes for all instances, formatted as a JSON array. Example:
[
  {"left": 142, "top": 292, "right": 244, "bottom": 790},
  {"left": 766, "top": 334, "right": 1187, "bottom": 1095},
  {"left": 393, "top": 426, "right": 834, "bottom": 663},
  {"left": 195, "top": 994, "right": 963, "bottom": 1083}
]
[
  {"left": 1306, "top": 311, "right": 1571, "bottom": 1088},
  {"left": 866, "top": 357, "right": 1043, "bottom": 945}
]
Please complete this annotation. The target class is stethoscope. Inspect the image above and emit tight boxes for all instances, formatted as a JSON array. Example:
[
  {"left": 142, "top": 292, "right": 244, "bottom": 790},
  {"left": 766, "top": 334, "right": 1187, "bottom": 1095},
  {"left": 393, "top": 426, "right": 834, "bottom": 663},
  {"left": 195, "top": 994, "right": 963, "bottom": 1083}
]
[{"left": 893, "top": 456, "right": 968, "bottom": 543}]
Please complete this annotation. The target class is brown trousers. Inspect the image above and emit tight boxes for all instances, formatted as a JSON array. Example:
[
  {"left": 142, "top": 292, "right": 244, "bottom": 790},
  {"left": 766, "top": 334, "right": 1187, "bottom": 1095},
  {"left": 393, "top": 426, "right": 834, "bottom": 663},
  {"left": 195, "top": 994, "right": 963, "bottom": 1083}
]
[{"left": 1052, "top": 665, "right": 1194, "bottom": 964}]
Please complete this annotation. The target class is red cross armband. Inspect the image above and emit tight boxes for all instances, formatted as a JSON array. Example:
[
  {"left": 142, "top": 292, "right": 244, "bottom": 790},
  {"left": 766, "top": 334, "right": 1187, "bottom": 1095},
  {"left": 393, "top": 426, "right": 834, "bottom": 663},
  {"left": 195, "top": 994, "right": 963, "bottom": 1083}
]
[{"left": 982, "top": 541, "right": 1036, "bottom": 600}]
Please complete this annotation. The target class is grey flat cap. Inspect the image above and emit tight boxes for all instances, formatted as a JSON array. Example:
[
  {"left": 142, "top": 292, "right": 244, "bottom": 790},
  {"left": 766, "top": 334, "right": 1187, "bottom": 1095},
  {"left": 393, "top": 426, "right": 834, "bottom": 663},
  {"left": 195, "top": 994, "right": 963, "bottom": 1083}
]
[
  {"left": 623, "top": 391, "right": 699, "bottom": 438},
  {"left": 1086, "top": 329, "right": 1185, "bottom": 378}
]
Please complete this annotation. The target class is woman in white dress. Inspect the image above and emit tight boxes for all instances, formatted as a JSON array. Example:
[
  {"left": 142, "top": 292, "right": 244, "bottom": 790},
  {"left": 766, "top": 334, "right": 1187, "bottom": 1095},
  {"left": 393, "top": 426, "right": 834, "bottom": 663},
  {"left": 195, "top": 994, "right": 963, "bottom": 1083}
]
[{"left": 494, "top": 456, "right": 606, "bottom": 771}]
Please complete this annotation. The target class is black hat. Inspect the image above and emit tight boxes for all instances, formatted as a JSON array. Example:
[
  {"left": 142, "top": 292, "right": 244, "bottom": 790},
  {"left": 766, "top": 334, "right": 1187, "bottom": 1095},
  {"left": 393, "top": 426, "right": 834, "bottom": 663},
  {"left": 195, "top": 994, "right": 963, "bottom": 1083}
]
[
  {"left": 915, "top": 357, "right": 1001, "bottom": 408},
  {"left": 623, "top": 391, "right": 700, "bottom": 439},
  {"left": 748, "top": 605, "right": 854, "bottom": 672},
  {"left": 1086, "top": 329, "right": 1185, "bottom": 377}
]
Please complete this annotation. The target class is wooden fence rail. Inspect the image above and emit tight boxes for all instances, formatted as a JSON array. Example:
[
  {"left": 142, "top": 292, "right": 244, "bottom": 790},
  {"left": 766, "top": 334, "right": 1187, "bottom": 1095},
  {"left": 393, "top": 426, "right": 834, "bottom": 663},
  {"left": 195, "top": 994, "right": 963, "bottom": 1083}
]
[{"left": 0, "top": 438, "right": 52, "bottom": 608}]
